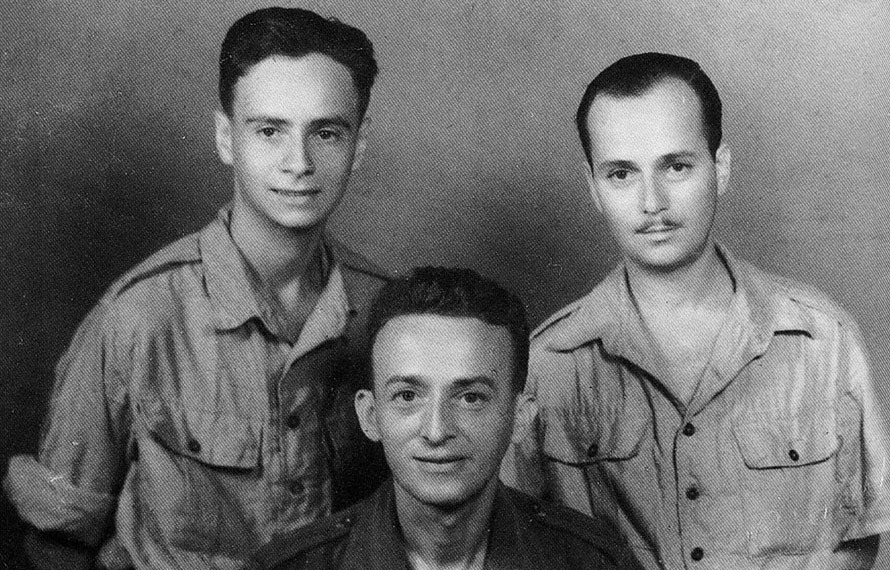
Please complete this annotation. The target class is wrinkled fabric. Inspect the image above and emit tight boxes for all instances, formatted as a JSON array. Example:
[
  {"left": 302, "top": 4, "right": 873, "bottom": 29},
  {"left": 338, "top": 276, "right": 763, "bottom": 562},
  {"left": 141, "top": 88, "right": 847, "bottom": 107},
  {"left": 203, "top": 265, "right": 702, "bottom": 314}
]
[
  {"left": 502, "top": 245, "right": 890, "bottom": 570},
  {"left": 252, "top": 481, "right": 643, "bottom": 570},
  {"left": 4, "top": 207, "right": 388, "bottom": 570}
]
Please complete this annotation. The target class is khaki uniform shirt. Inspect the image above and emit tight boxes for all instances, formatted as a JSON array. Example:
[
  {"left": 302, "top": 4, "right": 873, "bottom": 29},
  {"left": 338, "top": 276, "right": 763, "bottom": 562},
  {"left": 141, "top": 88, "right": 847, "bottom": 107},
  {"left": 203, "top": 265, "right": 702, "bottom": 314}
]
[
  {"left": 251, "top": 481, "right": 643, "bottom": 570},
  {"left": 4, "top": 208, "right": 389, "bottom": 569},
  {"left": 502, "top": 245, "right": 890, "bottom": 570}
]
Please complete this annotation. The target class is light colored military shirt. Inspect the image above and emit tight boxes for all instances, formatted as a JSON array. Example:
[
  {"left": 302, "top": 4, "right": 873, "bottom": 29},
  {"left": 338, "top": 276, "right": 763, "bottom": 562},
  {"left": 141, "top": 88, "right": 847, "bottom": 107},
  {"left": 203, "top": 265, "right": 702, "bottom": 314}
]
[
  {"left": 502, "top": 245, "right": 890, "bottom": 570},
  {"left": 4, "top": 207, "right": 389, "bottom": 569}
]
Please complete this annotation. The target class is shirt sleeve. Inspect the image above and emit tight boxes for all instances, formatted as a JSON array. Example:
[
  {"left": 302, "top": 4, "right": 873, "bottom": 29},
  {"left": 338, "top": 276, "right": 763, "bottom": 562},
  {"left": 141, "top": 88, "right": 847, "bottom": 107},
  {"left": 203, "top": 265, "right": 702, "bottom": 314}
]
[
  {"left": 842, "top": 322, "right": 890, "bottom": 541},
  {"left": 500, "top": 341, "right": 547, "bottom": 498},
  {"left": 3, "top": 298, "right": 132, "bottom": 547}
]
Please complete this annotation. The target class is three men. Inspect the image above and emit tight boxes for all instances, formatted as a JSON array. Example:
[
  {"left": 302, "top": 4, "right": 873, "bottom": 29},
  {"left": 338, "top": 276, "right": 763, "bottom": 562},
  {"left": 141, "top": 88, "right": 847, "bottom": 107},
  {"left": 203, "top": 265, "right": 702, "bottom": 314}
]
[
  {"left": 253, "top": 267, "right": 641, "bottom": 569},
  {"left": 502, "top": 52, "right": 890, "bottom": 569},
  {"left": 4, "top": 7, "right": 387, "bottom": 569}
]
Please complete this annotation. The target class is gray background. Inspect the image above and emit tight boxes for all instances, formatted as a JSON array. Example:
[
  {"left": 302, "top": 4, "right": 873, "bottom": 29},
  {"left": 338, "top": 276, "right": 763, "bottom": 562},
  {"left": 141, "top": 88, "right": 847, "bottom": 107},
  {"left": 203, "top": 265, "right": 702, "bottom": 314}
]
[{"left": 1, "top": 0, "right": 888, "bottom": 565}]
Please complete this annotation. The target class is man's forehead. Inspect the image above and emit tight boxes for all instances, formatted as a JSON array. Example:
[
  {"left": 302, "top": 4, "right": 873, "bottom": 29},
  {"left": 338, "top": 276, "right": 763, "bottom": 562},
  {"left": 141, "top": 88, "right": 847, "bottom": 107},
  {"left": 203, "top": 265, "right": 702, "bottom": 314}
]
[
  {"left": 587, "top": 79, "right": 708, "bottom": 157},
  {"left": 230, "top": 53, "right": 360, "bottom": 116},
  {"left": 371, "top": 315, "right": 514, "bottom": 385}
]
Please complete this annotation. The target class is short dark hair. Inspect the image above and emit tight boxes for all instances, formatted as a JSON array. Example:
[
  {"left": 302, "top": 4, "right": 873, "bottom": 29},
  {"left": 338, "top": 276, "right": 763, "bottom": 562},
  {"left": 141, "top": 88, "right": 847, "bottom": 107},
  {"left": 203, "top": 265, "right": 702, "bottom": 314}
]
[
  {"left": 368, "top": 267, "right": 530, "bottom": 393},
  {"left": 576, "top": 52, "right": 722, "bottom": 163},
  {"left": 219, "top": 7, "right": 378, "bottom": 118}
]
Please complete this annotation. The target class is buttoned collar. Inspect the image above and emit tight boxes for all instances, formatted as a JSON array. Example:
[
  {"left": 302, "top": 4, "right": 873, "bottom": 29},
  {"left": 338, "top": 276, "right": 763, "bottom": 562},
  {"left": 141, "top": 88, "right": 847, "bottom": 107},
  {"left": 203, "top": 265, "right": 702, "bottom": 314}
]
[
  {"left": 543, "top": 243, "right": 818, "bottom": 358},
  {"left": 339, "top": 482, "right": 529, "bottom": 570},
  {"left": 198, "top": 206, "right": 350, "bottom": 335}
]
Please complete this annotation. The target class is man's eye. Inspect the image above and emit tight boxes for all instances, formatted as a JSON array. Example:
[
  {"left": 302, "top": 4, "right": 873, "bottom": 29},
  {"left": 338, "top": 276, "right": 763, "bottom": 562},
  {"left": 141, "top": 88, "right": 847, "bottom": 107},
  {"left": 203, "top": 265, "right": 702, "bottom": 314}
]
[
  {"left": 460, "top": 392, "right": 488, "bottom": 406},
  {"left": 394, "top": 390, "right": 416, "bottom": 403},
  {"left": 259, "top": 127, "right": 279, "bottom": 138},
  {"left": 608, "top": 169, "right": 630, "bottom": 181},
  {"left": 316, "top": 129, "right": 341, "bottom": 141},
  {"left": 669, "top": 163, "right": 690, "bottom": 173}
]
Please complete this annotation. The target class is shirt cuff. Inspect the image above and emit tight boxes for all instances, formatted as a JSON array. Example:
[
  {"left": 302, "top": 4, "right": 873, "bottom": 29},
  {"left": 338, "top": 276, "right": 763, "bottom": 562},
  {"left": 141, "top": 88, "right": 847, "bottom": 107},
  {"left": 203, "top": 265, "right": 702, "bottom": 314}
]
[{"left": 4, "top": 455, "right": 117, "bottom": 546}]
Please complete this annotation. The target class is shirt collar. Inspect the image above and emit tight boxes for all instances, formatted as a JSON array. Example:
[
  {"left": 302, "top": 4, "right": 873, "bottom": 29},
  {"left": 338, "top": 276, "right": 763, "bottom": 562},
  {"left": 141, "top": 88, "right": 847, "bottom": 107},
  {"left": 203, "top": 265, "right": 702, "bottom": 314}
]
[
  {"left": 545, "top": 243, "right": 817, "bottom": 356},
  {"left": 198, "top": 206, "right": 351, "bottom": 334},
  {"left": 339, "top": 482, "right": 411, "bottom": 570},
  {"left": 199, "top": 207, "right": 262, "bottom": 330},
  {"left": 339, "top": 482, "right": 526, "bottom": 570}
]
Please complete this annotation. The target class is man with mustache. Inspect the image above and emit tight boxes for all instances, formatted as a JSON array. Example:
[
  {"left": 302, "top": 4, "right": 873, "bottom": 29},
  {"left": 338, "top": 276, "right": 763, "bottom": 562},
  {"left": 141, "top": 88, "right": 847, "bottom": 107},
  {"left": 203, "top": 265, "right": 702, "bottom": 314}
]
[
  {"left": 502, "top": 52, "right": 890, "bottom": 569},
  {"left": 253, "top": 267, "right": 641, "bottom": 569},
  {"left": 4, "top": 7, "right": 388, "bottom": 569}
]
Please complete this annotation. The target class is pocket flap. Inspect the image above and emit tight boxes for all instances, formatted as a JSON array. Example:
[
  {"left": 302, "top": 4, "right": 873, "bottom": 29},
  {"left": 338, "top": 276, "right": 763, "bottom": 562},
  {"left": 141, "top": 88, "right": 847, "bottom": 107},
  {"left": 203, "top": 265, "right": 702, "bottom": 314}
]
[
  {"left": 137, "top": 400, "right": 263, "bottom": 469},
  {"left": 734, "top": 417, "right": 839, "bottom": 469},
  {"left": 541, "top": 407, "right": 650, "bottom": 466}
]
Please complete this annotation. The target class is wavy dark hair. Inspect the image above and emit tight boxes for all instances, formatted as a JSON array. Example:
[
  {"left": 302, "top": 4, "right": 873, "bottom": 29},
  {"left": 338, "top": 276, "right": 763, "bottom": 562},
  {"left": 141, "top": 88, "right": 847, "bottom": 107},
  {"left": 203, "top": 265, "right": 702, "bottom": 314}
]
[
  {"left": 219, "top": 7, "right": 377, "bottom": 118},
  {"left": 368, "top": 267, "right": 529, "bottom": 393}
]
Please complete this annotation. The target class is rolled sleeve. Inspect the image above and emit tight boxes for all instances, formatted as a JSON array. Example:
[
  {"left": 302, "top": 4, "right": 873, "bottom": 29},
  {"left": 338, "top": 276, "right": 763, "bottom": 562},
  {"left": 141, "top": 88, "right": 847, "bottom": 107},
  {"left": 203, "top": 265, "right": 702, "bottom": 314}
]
[
  {"left": 4, "top": 299, "right": 132, "bottom": 545},
  {"left": 4, "top": 456, "right": 117, "bottom": 546},
  {"left": 844, "top": 327, "right": 890, "bottom": 540}
]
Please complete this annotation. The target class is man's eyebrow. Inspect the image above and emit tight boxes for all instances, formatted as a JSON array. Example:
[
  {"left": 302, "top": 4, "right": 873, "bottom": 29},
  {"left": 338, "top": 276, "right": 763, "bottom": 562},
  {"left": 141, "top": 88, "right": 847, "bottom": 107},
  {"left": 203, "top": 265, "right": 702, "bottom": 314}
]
[
  {"left": 243, "top": 115, "right": 354, "bottom": 131},
  {"left": 595, "top": 159, "right": 637, "bottom": 172},
  {"left": 451, "top": 376, "right": 496, "bottom": 390},
  {"left": 658, "top": 151, "right": 698, "bottom": 165},
  {"left": 384, "top": 375, "right": 424, "bottom": 388},
  {"left": 308, "top": 116, "right": 354, "bottom": 130},
  {"left": 245, "top": 116, "right": 290, "bottom": 127}
]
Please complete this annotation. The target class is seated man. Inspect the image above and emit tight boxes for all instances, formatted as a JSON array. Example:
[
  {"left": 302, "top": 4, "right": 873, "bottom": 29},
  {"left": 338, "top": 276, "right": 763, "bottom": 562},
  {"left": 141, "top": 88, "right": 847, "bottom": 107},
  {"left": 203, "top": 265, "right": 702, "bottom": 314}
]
[{"left": 252, "top": 267, "right": 642, "bottom": 569}]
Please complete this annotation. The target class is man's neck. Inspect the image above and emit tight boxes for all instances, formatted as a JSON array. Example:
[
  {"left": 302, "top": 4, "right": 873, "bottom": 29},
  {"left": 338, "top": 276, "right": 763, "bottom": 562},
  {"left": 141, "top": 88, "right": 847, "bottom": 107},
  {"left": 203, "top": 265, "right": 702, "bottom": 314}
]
[
  {"left": 625, "top": 242, "right": 733, "bottom": 314},
  {"left": 395, "top": 479, "right": 497, "bottom": 570},
  {"left": 229, "top": 202, "right": 323, "bottom": 293}
]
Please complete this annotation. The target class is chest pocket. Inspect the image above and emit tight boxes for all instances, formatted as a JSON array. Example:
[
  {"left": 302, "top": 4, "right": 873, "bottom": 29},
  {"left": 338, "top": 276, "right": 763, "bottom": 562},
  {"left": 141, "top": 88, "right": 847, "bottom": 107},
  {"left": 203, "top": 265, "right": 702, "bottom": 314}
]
[
  {"left": 135, "top": 399, "right": 264, "bottom": 556},
  {"left": 541, "top": 406, "right": 650, "bottom": 466},
  {"left": 732, "top": 414, "right": 846, "bottom": 556}
]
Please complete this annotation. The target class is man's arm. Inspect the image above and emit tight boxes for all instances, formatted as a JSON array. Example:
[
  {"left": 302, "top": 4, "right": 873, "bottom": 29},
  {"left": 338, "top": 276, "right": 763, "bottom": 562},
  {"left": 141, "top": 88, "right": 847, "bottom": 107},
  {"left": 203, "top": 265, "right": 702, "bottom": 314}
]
[{"left": 4, "top": 300, "right": 132, "bottom": 568}]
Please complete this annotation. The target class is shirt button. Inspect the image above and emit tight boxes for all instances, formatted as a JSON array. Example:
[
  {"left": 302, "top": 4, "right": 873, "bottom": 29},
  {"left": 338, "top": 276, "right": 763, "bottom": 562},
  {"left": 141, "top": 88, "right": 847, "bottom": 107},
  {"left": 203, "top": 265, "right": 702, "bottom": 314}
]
[
  {"left": 682, "top": 423, "right": 696, "bottom": 437},
  {"left": 788, "top": 449, "right": 799, "bottom": 461},
  {"left": 586, "top": 443, "right": 599, "bottom": 457},
  {"left": 187, "top": 439, "right": 201, "bottom": 453},
  {"left": 286, "top": 413, "right": 301, "bottom": 429},
  {"left": 690, "top": 547, "right": 704, "bottom": 561},
  {"left": 686, "top": 486, "right": 699, "bottom": 500}
]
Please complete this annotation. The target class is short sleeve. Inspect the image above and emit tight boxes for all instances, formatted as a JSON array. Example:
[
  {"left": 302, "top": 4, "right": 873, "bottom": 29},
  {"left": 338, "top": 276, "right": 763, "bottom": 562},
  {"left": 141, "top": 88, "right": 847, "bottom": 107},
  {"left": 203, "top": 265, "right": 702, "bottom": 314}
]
[
  {"left": 3, "top": 299, "right": 132, "bottom": 546},
  {"left": 841, "top": 323, "right": 890, "bottom": 540}
]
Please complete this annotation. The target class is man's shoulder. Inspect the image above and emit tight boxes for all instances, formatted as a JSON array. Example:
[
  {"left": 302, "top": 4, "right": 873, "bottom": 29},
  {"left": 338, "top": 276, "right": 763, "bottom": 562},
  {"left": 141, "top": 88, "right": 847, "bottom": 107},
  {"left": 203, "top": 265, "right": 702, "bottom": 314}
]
[
  {"left": 104, "top": 231, "right": 203, "bottom": 303},
  {"left": 250, "top": 504, "right": 363, "bottom": 570},
  {"left": 327, "top": 235, "right": 391, "bottom": 283},
  {"left": 739, "top": 257, "right": 860, "bottom": 331},
  {"left": 506, "top": 486, "right": 617, "bottom": 545},
  {"left": 530, "top": 272, "right": 617, "bottom": 350},
  {"left": 505, "top": 487, "right": 641, "bottom": 568}
]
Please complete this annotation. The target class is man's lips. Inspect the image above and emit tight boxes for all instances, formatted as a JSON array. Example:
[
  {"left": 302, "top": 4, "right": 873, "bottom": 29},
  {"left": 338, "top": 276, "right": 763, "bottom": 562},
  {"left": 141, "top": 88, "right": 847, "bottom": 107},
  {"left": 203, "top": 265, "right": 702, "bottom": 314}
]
[
  {"left": 637, "top": 222, "right": 680, "bottom": 234},
  {"left": 414, "top": 455, "right": 466, "bottom": 464},
  {"left": 271, "top": 187, "right": 321, "bottom": 197}
]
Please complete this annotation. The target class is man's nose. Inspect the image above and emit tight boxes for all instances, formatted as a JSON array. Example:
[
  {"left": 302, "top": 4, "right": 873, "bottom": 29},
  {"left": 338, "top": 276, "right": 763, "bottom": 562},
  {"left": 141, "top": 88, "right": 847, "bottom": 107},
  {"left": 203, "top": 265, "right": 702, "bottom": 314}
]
[
  {"left": 280, "top": 137, "right": 315, "bottom": 176},
  {"left": 640, "top": 174, "right": 668, "bottom": 214},
  {"left": 421, "top": 399, "right": 456, "bottom": 445}
]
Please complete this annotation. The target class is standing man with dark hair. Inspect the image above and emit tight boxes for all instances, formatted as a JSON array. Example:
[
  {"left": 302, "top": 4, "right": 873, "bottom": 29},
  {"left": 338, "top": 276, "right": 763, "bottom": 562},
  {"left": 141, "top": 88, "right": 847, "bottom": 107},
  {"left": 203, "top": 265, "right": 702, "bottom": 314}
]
[
  {"left": 253, "top": 267, "right": 642, "bottom": 570},
  {"left": 4, "top": 7, "right": 388, "bottom": 569},
  {"left": 502, "top": 52, "right": 890, "bottom": 569}
]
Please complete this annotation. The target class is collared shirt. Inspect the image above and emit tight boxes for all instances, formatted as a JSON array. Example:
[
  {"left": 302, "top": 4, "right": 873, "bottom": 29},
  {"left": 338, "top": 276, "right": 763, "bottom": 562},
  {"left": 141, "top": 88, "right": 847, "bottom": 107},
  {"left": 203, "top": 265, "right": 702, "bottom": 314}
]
[
  {"left": 4, "top": 207, "right": 389, "bottom": 569},
  {"left": 501, "top": 245, "right": 890, "bottom": 570},
  {"left": 251, "top": 480, "right": 642, "bottom": 570}
]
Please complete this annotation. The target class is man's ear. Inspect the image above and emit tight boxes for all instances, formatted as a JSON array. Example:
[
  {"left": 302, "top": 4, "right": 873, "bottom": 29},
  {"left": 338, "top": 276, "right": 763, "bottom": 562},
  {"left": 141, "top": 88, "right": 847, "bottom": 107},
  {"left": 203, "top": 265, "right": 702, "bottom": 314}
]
[
  {"left": 583, "top": 160, "right": 603, "bottom": 212},
  {"left": 351, "top": 117, "right": 370, "bottom": 173},
  {"left": 510, "top": 393, "right": 538, "bottom": 445},
  {"left": 215, "top": 110, "right": 234, "bottom": 166},
  {"left": 715, "top": 143, "right": 731, "bottom": 197},
  {"left": 354, "top": 389, "right": 381, "bottom": 442}
]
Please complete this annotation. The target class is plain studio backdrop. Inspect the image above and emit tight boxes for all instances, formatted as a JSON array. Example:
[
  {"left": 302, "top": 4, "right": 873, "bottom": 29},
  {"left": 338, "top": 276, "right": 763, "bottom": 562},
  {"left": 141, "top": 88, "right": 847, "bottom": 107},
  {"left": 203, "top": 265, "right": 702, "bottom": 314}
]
[{"left": 1, "top": 0, "right": 888, "bottom": 565}]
